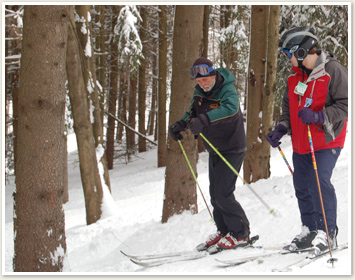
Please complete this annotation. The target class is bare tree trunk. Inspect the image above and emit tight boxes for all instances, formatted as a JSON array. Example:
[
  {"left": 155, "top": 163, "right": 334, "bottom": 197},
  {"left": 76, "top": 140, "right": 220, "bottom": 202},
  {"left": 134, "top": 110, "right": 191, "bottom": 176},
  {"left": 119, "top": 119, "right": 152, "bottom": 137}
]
[
  {"left": 106, "top": 51, "right": 118, "bottom": 169},
  {"left": 198, "top": 5, "right": 210, "bottom": 153},
  {"left": 106, "top": 10, "right": 119, "bottom": 170},
  {"left": 261, "top": 5, "right": 281, "bottom": 177},
  {"left": 138, "top": 6, "right": 147, "bottom": 153},
  {"left": 117, "top": 72, "right": 127, "bottom": 141},
  {"left": 127, "top": 72, "right": 137, "bottom": 159},
  {"left": 157, "top": 5, "right": 167, "bottom": 167},
  {"left": 14, "top": 5, "right": 69, "bottom": 272},
  {"left": 96, "top": 5, "right": 108, "bottom": 126},
  {"left": 147, "top": 52, "right": 157, "bottom": 136},
  {"left": 162, "top": 5, "right": 204, "bottom": 223},
  {"left": 66, "top": 8, "right": 103, "bottom": 225},
  {"left": 75, "top": 5, "right": 111, "bottom": 192},
  {"left": 244, "top": 5, "right": 269, "bottom": 183},
  {"left": 63, "top": 135, "right": 69, "bottom": 203}
]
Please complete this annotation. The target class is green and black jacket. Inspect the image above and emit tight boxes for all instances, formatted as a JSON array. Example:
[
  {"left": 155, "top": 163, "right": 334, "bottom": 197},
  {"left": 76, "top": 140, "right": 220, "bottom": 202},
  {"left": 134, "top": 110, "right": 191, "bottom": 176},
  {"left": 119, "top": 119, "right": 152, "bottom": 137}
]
[{"left": 181, "top": 68, "right": 246, "bottom": 154}]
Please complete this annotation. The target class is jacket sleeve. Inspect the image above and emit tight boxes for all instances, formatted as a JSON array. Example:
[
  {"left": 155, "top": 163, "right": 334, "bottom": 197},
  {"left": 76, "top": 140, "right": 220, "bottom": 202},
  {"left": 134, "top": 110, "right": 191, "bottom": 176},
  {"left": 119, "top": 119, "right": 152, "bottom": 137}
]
[
  {"left": 323, "top": 61, "right": 348, "bottom": 125},
  {"left": 206, "top": 87, "right": 240, "bottom": 125}
]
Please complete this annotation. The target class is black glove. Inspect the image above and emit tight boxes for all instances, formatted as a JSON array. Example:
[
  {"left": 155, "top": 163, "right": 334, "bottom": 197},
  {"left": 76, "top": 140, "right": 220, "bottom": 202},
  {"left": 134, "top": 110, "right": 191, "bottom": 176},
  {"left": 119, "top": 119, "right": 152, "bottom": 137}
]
[
  {"left": 266, "top": 124, "right": 288, "bottom": 148},
  {"left": 187, "top": 114, "right": 210, "bottom": 136},
  {"left": 169, "top": 120, "right": 187, "bottom": 141}
]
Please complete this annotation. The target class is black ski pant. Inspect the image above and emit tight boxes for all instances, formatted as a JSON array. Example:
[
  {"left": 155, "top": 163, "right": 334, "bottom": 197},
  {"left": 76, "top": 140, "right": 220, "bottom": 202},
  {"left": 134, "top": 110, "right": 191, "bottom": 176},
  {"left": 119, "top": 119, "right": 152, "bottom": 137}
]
[
  {"left": 209, "top": 151, "right": 250, "bottom": 238},
  {"left": 293, "top": 148, "right": 341, "bottom": 234}
]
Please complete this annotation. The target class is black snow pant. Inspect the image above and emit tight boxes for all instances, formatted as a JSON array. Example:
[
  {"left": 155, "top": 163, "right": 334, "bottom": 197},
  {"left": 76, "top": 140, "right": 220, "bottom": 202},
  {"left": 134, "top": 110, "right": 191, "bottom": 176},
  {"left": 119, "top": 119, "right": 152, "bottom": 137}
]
[{"left": 209, "top": 151, "right": 250, "bottom": 239}]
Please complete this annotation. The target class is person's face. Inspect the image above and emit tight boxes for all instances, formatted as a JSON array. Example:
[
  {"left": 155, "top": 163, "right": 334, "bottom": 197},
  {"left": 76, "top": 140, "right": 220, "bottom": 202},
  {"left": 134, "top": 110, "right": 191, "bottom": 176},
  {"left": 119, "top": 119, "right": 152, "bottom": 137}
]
[
  {"left": 289, "top": 53, "right": 298, "bottom": 67},
  {"left": 196, "top": 75, "right": 216, "bottom": 92}
]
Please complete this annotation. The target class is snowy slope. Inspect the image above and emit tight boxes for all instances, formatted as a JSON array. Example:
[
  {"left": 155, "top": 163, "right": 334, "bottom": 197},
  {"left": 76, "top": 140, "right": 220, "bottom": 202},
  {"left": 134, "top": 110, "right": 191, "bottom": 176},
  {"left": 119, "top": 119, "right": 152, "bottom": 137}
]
[{"left": 4, "top": 135, "right": 351, "bottom": 275}]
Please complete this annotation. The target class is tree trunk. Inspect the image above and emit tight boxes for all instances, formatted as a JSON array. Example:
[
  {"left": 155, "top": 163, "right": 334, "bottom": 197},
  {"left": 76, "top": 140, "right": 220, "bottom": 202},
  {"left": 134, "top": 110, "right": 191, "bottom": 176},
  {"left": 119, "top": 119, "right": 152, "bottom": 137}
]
[
  {"left": 127, "top": 72, "right": 137, "bottom": 159},
  {"left": 106, "top": 11, "right": 119, "bottom": 170},
  {"left": 261, "top": 5, "right": 281, "bottom": 177},
  {"left": 157, "top": 5, "right": 167, "bottom": 167},
  {"left": 244, "top": 5, "right": 269, "bottom": 183},
  {"left": 198, "top": 5, "right": 210, "bottom": 154},
  {"left": 66, "top": 7, "right": 103, "bottom": 225},
  {"left": 14, "top": 5, "right": 69, "bottom": 272},
  {"left": 138, "top": 6, "right": 147, "bottom": 153},
  {"left": 147, "top": 50, "right": 157, "bottom": 137},
  {"left": 75, "top": 5, "right": 111, "bottom": 192},
  {"left": 63, "top": 135, "right": 69, "bottom": 203},
  {"left": 162, "top": 5, "right": 204, "bottom": 223},
  {"left": 95, "top": 5, "right": 107, "bottom": 126},
  {"left": 117, "top": 72, "right": 127, "bottom": 141},
  {"left": 106, "top": 51, "right": 118, "bottom": 169}
]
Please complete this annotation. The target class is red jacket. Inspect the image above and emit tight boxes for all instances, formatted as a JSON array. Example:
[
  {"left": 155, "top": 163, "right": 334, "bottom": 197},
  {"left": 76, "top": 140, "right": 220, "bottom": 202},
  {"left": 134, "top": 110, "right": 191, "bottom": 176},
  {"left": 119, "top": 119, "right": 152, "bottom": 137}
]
[{"left": 279, "top": 52, "right": 348, "bottom": 154}]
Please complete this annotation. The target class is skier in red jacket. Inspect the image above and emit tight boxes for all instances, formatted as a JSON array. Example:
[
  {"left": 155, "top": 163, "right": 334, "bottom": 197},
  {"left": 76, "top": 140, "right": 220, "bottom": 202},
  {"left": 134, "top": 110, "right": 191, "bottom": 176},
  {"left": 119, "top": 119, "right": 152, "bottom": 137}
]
[{"left": 266, "top": 26, "right": 348, "bottom": 256}]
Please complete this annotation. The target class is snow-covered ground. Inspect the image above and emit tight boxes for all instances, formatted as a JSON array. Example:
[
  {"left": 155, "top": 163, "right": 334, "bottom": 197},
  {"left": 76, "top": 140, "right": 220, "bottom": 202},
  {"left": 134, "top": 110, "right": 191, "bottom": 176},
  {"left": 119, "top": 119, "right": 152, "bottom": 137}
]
[{"left": 4, "top": 134, "right": 351, "bottom": 276}]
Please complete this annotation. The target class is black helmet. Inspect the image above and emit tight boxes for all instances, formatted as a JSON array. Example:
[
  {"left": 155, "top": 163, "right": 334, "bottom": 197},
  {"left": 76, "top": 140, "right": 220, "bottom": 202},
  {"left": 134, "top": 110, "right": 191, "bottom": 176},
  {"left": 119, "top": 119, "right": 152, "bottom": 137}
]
[{"left": 279, "top": 26, "right": 318, "bottom": 61}]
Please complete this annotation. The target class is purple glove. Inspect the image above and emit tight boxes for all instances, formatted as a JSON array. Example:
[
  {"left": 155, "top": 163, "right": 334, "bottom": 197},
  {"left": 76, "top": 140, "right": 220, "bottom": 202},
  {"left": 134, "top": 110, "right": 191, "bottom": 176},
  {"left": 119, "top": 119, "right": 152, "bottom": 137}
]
[
  {"left": 266, "top": 124, "right": 288, "bottom": 148},
  {"left": 297, "top": 108, "right": 324, "bottom": 125},
  {"left": 187, "top": 114, "right": 210, "bottom": 135}
]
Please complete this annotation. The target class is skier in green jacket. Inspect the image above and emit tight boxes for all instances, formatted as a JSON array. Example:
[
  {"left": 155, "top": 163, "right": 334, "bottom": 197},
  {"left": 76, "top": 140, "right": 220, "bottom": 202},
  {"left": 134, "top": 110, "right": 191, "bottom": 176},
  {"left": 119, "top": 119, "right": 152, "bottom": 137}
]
[{"left": 169, "top": 57, "right": 250, "bottom": 254}]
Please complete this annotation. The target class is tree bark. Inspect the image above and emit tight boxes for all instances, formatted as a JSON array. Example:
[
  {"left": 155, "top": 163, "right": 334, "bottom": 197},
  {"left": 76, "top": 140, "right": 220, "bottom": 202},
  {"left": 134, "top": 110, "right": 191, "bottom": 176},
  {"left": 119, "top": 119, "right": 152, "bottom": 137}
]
[
  {"left": 75, "top": 5, "right": 111, "bottom": 192},
  {"left": 66, "top": 7, "right": 103, "bottom": 225},
  {"left": 162, "top": 5, "right": 204, "bottom": 223},
  {"left": 106, "top": 10, "right": 119, "bottom": 170},
  {"left": 157, "top": 5, "right": 167, "bottom": 167},
  {"left": 138, "top": 6, "right": 147, "bottom": 153},
  {"left": 261, "top": 5, "right": 281, "bottom": 177},
  {"left": 14, "top": 5, "right": 69, "bottom": 272},
  {"left": 244, "top": 5, "right": 270, "bottom": 183},
  {"left": 127, "top": 72, "right": 137, "bottom": 159}
]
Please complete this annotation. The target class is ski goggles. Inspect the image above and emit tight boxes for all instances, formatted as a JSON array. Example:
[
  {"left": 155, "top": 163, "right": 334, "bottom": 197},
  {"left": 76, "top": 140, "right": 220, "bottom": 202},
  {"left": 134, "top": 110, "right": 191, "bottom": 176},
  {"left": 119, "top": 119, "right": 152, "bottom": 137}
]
[
  {"left": 281, "top": 45, "right": 299, "bottom": 59},
  {"left": 190, "top": 64, "right": 215, "bottom": 78}
]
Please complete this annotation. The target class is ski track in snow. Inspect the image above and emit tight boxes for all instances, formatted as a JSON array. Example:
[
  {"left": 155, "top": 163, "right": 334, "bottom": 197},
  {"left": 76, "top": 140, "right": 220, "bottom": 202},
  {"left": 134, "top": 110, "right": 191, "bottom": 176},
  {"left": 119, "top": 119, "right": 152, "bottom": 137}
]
[{"left": 4, "top": 135, "right": 351, "bottom": 275}]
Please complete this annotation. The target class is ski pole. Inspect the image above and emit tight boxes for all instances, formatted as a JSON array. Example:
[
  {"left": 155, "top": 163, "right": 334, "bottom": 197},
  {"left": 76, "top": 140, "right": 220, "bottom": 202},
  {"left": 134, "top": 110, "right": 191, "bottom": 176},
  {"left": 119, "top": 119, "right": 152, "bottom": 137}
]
[
  {"left": 277, "top": 144, "right": 294, "bottom": 175},
  {"left": 307, "top": 125, "right": 336, "bottom": 266},
  {"left": 199, "top": 133, "right": 277, "bottom": 217},
  {"left": 178, "top": 140, "right": 213, "bottom": 220}
]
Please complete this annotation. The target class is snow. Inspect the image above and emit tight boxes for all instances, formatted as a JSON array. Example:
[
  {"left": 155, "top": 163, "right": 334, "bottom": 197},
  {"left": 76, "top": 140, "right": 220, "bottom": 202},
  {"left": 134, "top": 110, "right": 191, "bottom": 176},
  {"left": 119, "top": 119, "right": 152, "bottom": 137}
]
[{"left": 4, "top": 134, "right": 351, "bottom": 275}]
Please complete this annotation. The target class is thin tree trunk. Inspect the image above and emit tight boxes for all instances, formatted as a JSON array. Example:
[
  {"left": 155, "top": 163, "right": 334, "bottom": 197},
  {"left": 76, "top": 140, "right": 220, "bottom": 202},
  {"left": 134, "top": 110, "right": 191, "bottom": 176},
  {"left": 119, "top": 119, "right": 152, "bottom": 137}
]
[
  {"left": 157, "top": 5, "right": 167, "bottom": 167},
  {"left": 117, "top": 73, "right": 127, "bottom": 141},
  {"left": 127, "top": 72, "right": 137, "bottom": 159},
  {"left": 66, "top": 8, "right": 103, "bottom": 225},
  {"left": 106, "top": 53, "right": 118, "bottom": 169},
  {"left": 261, "top": 5, "right": 281, "bottom": 177},
  {"left": 138, "top": 6, "right": 147, "bottom": 153},
  {"left": 147, "top": 52, "right": 157, "bottom": 136},
  {"left": 106, "top": 10, "right": 119, "bottom": 170},
  {"left": 75, "top": 5, "right": 111, "bottom": 192},
  {"left": 244, "top": 5, "right": 269, "bottom": 183}
]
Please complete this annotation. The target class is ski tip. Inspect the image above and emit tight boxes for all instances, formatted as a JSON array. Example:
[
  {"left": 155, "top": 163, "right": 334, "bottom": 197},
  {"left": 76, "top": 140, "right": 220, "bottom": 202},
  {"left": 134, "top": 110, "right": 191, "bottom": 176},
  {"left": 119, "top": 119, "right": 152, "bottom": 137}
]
[
  {"left": 130, "top": 259, "right": 139, "bottom": 265},
  {"left": 120, "top": 250, "right": 128, "bottom": 257}
]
